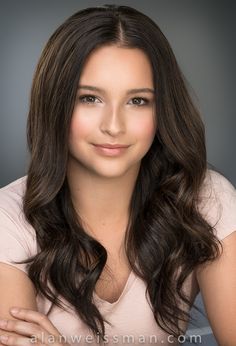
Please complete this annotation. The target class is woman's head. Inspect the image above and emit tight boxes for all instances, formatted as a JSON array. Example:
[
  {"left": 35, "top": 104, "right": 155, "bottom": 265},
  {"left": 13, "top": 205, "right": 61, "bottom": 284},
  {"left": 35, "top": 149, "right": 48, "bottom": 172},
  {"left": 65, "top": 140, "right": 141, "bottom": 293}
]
[
  {"left": 68, "top": 44, "right": 156, "bottom": 180},
  {"left": 27, "top": 4, "right": 205, "bottom": 201}
]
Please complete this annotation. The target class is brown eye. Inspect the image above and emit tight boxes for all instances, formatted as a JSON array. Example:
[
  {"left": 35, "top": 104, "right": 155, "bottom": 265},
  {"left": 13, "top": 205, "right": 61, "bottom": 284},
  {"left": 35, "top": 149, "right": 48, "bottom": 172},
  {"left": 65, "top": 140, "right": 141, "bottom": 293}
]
[
  {"left": 129, "top": 97, "right": 149, "bottom": 106},
  {"left": 78, "top": 95, "right": 100, "bottom": 103}
]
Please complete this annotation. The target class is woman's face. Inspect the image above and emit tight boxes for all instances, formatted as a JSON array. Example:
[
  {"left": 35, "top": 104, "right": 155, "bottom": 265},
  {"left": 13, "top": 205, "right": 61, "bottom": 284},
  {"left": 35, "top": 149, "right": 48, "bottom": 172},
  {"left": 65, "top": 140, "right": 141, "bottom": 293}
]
[{"left": 68, "top": 45, "right": 157, "bottom": 179}]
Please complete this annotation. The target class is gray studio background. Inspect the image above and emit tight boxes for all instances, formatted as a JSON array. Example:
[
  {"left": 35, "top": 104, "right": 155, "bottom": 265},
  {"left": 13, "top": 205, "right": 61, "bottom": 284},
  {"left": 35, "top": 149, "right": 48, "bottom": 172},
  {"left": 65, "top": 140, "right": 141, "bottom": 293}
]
[{"left": 0, "top": 1, "right": 235, "bottom": 345}]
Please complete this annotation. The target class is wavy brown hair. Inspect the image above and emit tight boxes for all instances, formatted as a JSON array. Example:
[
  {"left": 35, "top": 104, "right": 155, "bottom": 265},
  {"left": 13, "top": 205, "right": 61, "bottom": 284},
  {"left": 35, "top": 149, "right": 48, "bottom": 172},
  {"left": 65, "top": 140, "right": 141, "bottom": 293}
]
[{"left": 18, "top": 4, "right": 222, "bottom": 343}]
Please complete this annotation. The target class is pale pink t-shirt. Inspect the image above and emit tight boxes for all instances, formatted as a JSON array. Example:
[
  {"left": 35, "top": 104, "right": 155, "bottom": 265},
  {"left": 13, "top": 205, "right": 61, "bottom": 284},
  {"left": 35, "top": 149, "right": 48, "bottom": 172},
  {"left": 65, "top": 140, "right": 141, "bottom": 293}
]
[{"left": 0, "top": 169, "right": 236, "bottom": 345}]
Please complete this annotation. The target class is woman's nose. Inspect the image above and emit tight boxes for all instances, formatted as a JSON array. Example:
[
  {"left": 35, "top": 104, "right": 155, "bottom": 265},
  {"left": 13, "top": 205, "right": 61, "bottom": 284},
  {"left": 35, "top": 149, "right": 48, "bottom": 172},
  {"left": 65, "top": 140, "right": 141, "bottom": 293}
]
[{"left": 100, "top": 106, "right": 125, "bottom": 137}]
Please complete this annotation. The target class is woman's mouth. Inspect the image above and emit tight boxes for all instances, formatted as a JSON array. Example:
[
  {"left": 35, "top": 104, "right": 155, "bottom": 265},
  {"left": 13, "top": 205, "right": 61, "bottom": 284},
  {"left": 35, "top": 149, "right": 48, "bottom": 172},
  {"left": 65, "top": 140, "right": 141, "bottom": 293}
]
[{"left": 92, "top": 143, "right": 130, "bottom": 156}]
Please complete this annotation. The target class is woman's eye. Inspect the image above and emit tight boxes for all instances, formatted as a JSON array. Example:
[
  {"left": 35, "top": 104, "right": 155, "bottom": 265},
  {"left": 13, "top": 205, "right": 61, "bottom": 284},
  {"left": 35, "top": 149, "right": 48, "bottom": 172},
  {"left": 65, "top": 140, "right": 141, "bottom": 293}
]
[
  {"left": 78, "top": 95, "right": 100, "bottom": 104},
  {"left": 77, "top": 95, "right": 150, "bottom": 106},
  {"left": 128, "top": 97, "right": 149, "bottom": 106}
]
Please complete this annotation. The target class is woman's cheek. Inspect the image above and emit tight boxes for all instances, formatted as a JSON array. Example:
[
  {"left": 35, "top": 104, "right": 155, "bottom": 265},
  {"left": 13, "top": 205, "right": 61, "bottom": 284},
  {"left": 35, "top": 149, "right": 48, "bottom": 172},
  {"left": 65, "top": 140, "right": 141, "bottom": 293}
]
[
  {"left": 131, "top": 115, "right": 156, "bottom": 142},
  {"left": 69, "top": 112, "right": 95, "bottom": 138}
]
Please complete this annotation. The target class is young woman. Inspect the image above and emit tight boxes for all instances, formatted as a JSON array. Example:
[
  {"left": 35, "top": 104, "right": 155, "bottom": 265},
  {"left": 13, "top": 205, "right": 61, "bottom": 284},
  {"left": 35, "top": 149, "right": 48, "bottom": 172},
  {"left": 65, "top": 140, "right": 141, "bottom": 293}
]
[{"left": 0, "top": 5, "right": 235, "bottom": 346}]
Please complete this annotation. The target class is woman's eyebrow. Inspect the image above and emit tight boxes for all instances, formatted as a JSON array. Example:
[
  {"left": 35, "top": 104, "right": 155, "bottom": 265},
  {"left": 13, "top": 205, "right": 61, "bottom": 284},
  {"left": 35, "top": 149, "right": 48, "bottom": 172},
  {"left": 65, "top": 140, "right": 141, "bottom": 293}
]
[{"left": 77, "top": 85, "right": 155, "bottom": 95}]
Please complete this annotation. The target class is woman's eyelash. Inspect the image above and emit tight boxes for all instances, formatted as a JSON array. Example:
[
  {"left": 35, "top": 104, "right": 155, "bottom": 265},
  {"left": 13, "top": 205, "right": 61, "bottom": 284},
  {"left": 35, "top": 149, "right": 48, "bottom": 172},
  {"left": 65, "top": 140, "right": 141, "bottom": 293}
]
[
  {"left": 78, "top": 94, "right": 150, "bottom": 106},
  {"left": 78, "top": 95, "right": 100, "bottom": 103},
  {"left": 129, "top": 97, "right": 149, "bottom": 106}
]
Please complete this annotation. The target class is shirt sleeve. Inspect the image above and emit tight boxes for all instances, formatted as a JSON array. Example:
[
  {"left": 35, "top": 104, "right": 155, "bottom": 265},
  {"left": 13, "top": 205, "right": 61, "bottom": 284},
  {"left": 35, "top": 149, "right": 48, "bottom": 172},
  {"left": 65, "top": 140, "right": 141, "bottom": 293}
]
[
  {"left": 0, "top": 207, "right": 33, "bottom": 274},
  {"left": 197, "top": 169, "right": 236, "bottom": 241}
]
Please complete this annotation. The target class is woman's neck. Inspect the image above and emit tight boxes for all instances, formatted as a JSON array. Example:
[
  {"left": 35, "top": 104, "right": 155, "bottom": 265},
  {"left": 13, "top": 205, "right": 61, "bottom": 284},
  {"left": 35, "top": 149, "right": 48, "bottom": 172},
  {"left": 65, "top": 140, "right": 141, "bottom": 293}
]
[{"left": 66, "top": 156, "right": 140, "bottom": 240}]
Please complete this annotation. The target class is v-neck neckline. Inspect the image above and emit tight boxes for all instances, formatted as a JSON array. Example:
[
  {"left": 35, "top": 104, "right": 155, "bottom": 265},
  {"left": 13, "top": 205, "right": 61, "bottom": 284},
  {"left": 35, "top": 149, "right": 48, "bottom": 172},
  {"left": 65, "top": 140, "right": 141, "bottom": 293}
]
[{"left": 93, "top": 269, "right": 136, "bottom": 307}]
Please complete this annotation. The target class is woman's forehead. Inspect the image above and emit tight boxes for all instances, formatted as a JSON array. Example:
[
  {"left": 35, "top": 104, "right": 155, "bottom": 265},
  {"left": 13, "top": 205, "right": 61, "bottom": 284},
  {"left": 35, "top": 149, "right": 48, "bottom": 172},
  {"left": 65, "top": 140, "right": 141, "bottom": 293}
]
[{"left": 78, "top": 45, "right": 154, "bottom": 89}]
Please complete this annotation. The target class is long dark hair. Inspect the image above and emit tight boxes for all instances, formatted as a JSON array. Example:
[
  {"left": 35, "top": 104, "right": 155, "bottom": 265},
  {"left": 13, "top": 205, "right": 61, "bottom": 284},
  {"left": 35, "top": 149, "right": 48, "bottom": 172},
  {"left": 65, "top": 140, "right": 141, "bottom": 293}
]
[{"left": 19, "top": 4, "right": 222, "bottom": 342}]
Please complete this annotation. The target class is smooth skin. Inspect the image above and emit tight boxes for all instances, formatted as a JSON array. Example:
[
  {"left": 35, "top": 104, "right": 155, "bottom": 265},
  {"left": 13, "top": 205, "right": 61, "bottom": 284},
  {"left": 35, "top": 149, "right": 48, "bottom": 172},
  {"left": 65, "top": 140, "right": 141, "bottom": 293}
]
[
  {"left": 67, "top": 45, "right": 157, "bottom": 249},
  {"left": 0, "top": 45, "right": 236, "bottom": 345},
  {"left": 0, "top": 264, "right": 69, "bottom": 346},
  {"left": 0, "top": 305, "right": 69, "bottom": 346}
]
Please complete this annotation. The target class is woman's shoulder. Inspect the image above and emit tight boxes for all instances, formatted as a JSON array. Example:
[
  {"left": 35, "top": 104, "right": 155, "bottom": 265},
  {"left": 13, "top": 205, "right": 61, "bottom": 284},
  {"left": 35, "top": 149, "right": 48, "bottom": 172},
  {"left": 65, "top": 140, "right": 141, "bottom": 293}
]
[
  {"left": 0, "top": 176, "right": 33, "bottom": 232},
  {"left": 0, "top": 176, "right": 37, "bottom": 260},
  {"left": 0, "top": 176, "right": 27, "bottom": 201},
  {"left": 201, "top": 168, "right": 235, "bottom": 191},
  {"left": 197, "top": 168, "right": 236, "bottom": 241},
  {"left": 0, "top": 176, "right": 27, "bottom": 213}
]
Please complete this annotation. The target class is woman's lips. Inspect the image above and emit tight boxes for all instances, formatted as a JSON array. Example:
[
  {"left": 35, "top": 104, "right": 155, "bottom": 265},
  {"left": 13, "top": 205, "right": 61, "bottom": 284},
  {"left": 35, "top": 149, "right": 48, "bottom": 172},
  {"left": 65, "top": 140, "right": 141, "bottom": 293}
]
[{"left": 92, "top": 144, "right": 130, "bottom": 156}]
